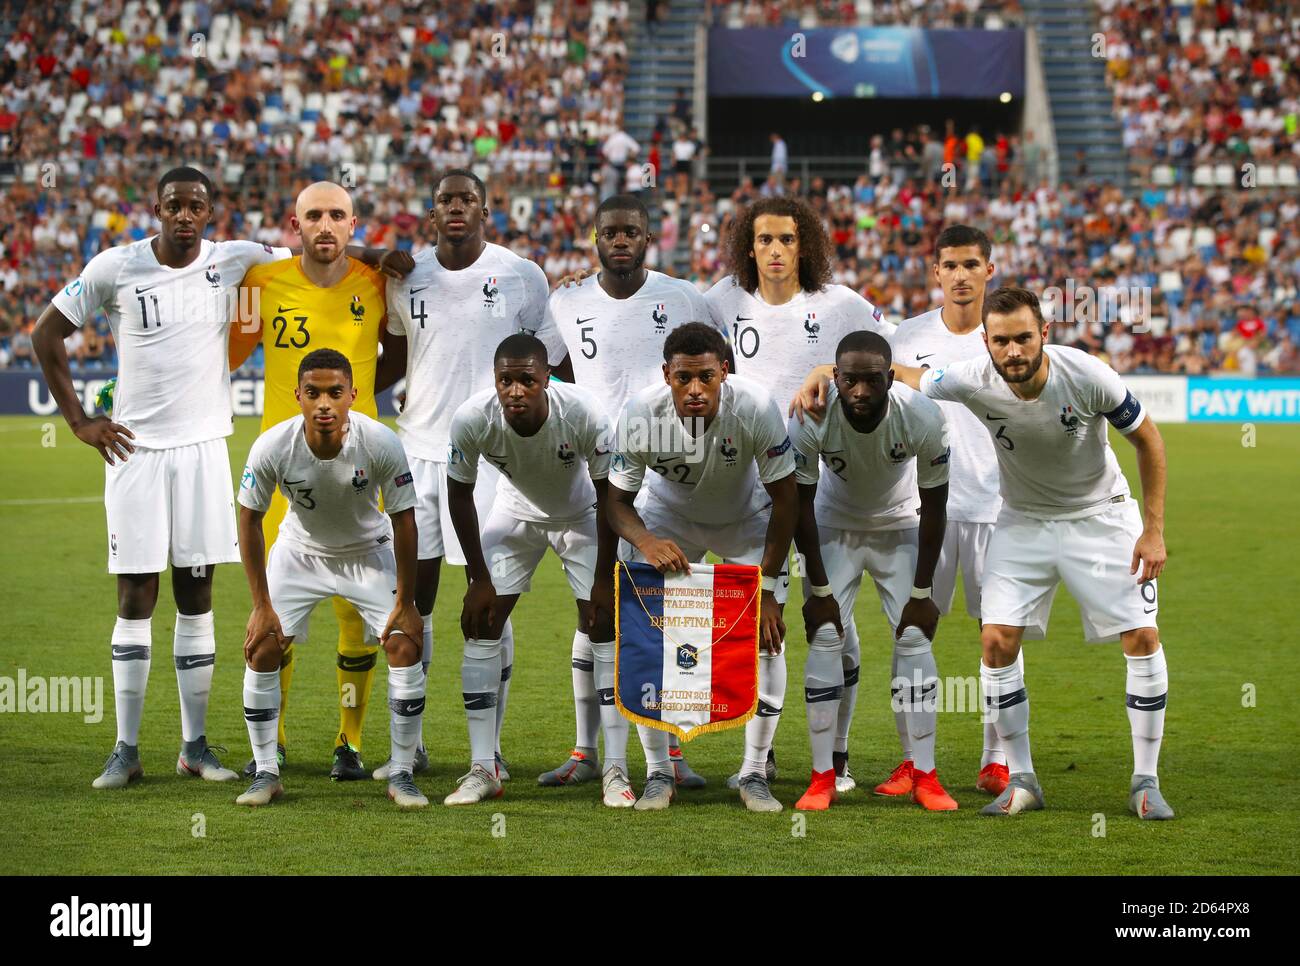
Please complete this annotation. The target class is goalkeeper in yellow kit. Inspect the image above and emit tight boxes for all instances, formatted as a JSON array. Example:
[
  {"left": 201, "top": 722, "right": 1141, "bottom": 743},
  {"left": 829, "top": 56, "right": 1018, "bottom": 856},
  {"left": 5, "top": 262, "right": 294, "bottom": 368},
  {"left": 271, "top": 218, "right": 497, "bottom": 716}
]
[{"left": 230, "top": 181, "right": 414, "bottom": 780}]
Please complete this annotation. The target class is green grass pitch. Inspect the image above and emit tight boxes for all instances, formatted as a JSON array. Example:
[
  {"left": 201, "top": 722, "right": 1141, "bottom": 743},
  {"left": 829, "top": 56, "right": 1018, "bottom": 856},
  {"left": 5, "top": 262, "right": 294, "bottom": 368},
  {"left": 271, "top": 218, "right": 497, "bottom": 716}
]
[{"left": 1, "top": 415, "right": 1297, "bottom": 875}]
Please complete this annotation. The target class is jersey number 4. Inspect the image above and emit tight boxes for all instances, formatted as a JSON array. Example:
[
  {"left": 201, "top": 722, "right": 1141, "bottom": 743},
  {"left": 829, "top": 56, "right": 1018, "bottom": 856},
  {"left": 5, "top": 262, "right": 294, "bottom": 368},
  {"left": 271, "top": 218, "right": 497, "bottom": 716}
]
[{"left": 272, "top": 315, "right": 310, "bottom": 349}]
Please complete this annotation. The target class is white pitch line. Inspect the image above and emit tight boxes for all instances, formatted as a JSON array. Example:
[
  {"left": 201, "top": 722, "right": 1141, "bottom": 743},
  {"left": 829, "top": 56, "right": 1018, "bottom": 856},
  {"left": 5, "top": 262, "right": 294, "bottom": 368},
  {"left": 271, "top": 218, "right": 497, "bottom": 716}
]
[{"left": 0, "top": 496, "right": 101, "bottom": 506}]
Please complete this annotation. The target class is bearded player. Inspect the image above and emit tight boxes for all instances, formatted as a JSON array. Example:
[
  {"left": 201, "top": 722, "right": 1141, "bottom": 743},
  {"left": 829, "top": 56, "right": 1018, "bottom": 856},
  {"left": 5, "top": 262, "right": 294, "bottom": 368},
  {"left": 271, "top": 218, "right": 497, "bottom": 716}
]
[
  {"left": 229, "top": 181, "right": 413, "bottom": 781},
  {"left": 707, "top": 195, "right": 894, "bottom": 793},
  {"left": 538, "top": 193, "right": 725, "bottom": 790}
]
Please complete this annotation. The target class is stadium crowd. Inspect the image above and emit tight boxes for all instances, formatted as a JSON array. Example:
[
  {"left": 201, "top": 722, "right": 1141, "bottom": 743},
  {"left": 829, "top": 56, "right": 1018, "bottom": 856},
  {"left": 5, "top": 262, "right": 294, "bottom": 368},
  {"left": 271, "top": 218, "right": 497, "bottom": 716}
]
[{"left": 0, "top": 0, "right": 1296, "bottom": 376}]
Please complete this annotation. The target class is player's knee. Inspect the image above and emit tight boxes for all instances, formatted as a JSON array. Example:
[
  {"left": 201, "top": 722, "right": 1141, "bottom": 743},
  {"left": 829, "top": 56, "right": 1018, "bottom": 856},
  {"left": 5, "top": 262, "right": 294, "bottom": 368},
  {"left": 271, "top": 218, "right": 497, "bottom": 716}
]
[
  {"left": 981, "top": 625, "right": 1020, "bottom": 666},
  {"left": 1122, "top": 626, "right": 1160, "bottom": 655},
  {"left": 384, "top": 633, "right": 419, "bottom": 667},
  {"left": 465, "top": 636, "right": 503, "bottom": 663},
  {"left": 247, "top": 635, "right": 282, "bottom": 672}
]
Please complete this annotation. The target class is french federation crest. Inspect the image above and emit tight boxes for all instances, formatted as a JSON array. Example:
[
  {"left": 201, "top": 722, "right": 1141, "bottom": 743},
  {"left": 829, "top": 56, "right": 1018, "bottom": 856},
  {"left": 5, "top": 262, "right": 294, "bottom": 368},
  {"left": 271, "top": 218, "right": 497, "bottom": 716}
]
[
  {"left": 351, "top": 468, "right": 369, "bottom": 492},
  {"left": 720, "top": 437, "right": 738, "bottom": 465},
  {"left": 889, "top": 442, "right": 907, "bottom": 462},
  {"left": 804, "top": 312, "right": 820, "bottom": 342},
  {"left": 350, "top": 294, "right": 365, "bottom": 323},
  {"left": 557, "top": 442, "right": 576, "bottom": 466},
  {"left": 205, "top": 266, "right": 221, "bottom": 288},
  {"left": 676, "top": 643, "right": 699, "bottom": 670},
  {"left": 482, "top": 276, "right": 499, "bottom": 306},
  {"left": 652, "top": 303, "right": 667, "bottom": 332},
  {"left": 1060, "top": 405, "right": 1080, "bottom": 436}
]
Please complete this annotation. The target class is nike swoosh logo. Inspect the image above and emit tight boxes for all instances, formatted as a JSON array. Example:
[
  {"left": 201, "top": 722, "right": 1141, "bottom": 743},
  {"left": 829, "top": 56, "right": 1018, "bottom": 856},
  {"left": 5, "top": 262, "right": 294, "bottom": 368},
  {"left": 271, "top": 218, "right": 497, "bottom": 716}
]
[
  {"left": 135, "top": 286, "right": 155, "bottom": 294},
  {"left": 1131, "top": 696, "right": 1162, "bottom": 708},
  {"left": 1143, "top": 607, "right": 1157, "bottom": 614},
  {"left": 409, "top": 287, "right": 427, "bottom": 295},
  {"left": 985, "top": 414, "right": 1008, "bottom": 421},
  {"left": 805, "top": 688, "right": 839, "bottom": 701},
  {"left": 576, "top": 316, "right": 595, "bottom": 325},
  {"left": 284, "top": 479, "right": 305, "bottom": 486},
  {"left": 916, "top": 353, "right": 934, "bottom": 361},
  {"left": 735, "top": 315, "right": 752, "bottom": 322},
  {"left": 654, "top": 457, "right": 680, "bottom": 465},
  {"left": 277, "top": 305, "right": 298, "bottom": 313}
]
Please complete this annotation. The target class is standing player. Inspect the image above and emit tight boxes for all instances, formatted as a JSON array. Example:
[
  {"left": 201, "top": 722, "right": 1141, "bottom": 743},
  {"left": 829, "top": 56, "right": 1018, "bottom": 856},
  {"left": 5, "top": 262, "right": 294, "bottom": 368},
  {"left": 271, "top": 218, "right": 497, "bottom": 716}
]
[
  {"left": 607, "top": 323, "right": 797, "bottom": 812},
  {"left": 383, "top": 169, "right": 563, "bottom": 781},
  {"left": 234, "top": 349, "right": 426, "bottom": 809},
  {"left": 229, "top": 181, "right": 411, "bottom": 782},
  {"left": 33, "top": 167, "right": 292, "bottom": 788},
  {"left": 789, "top": 331, "right": 957, "bottom": 812},
  {"left": 707, "top": 195, "right": 894, "bottom": 792},
  {"left": 538, "top": 193, "right": 723, "bottom": 789},
  {"left": 442, "top": 335, "right": 632, "bottom": 807},
  {"left": 894, "top": 287, "right": 1173, "bottom": 819}
]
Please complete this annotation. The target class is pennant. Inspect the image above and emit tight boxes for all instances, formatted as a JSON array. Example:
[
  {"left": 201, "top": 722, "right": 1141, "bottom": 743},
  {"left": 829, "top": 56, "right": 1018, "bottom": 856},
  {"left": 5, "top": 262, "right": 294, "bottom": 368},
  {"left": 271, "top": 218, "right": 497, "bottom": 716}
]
[{"left": 614, "top": 561, "right": 760, "bottom": 741}]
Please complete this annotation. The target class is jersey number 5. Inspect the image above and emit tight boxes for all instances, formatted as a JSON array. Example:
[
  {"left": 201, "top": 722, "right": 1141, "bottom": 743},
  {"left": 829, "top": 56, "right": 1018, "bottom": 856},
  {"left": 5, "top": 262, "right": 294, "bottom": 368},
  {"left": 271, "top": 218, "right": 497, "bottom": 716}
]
[{"left": 272, "top": 315, "right": 310, "bottom": 349}]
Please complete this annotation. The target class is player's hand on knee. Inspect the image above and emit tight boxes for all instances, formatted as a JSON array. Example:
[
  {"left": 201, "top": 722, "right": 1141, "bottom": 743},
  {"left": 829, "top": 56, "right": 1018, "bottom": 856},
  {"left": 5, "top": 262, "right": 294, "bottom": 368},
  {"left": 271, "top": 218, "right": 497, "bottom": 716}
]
[
  {"left": 382, "top": 600, "right": 423, "bottom": 653},
  {"left": 802, "top": 595, "right": 843, "bottom": 638},
  {"left": 1130, "top": 528, "right": 1166, "bottom": 583},
  {"left": 760, "top": 592, "right": 785, "bottom": 654},
  {"left": 896, "top": 597, "right": 939, "bottom": 643},
  {"left": 244, "top": 606, "right": 286, "bottom": 667},
  {"left": 637, "top": 536, "right": 692, "bottom": 574},
  {"left": 461, "top": 578, "right": 498, "bottom": 640},
  {"left": 74, "top": 415, "right": 135, "bottom": 465},
  {"left": 588, "top": 579, "right": 615, "bottom": 637}
]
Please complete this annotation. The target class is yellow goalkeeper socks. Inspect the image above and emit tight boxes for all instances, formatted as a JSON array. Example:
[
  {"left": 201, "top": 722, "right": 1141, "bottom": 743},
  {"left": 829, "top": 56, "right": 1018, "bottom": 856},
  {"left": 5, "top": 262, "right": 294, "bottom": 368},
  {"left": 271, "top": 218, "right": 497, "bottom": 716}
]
[
  {"left": 277, "top": 643, "right": 295, "bottom": 748},
  {"left": 334, "top": 597, "right": 378, "bottom": 751}
]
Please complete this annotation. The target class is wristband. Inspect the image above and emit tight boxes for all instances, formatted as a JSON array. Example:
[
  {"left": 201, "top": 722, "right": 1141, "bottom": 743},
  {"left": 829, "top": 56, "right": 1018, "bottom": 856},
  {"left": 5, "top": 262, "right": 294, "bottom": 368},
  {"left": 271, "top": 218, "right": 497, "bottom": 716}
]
[
  {"left": 809, "top": 583, "right": 833, "bottom": 598},
  {"left": 910, "top": 585, "right": 932, "bottom": 600},
  {"left": 761, "top": 575, "right": 778, "bottom": 593}
]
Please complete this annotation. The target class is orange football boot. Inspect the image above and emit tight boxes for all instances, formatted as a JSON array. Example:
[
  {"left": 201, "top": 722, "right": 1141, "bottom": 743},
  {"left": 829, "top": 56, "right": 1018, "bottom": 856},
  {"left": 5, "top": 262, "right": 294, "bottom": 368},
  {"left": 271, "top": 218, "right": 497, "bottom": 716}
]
[
  {"left": 976, "top": 762, "right": 1010, "bottom": 796},
  {"left": 874, "top": 759, "right": 914, "bottom": 796},
  {"left": 795, "top": 768, "right": 838, "bottom": 811},
  {"left": 912, "top": 768, "right": 959, "bottom": 811}
]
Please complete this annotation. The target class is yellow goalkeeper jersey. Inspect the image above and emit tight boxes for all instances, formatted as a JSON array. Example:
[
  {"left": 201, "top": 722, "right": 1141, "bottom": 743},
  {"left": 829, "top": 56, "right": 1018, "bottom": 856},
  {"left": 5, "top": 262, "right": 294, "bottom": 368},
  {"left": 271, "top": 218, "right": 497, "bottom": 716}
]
[{"left": 231, "top": 256, "right": 387, "bottom": 429}]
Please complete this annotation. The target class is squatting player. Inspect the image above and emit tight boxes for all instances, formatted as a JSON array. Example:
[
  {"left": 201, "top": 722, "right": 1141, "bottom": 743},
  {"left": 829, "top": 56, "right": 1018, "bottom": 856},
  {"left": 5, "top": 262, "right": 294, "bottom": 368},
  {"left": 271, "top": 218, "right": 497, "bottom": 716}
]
[
  {"left": 442, "top": 335, "right": 632, "bottom": 808},
  {"left": 383, "top": 169, "right": 562, "bottom": 782},
  {"left": 790, "top": 331, "right": 956, "bottom": 812},
  {"left": 894, "top": 286, "right": 1173, "bottom": 820},
  {"left": 607, "top": 322, "right": 797, "bottom": 813},
  {"left": 229, "top": 180, "right": 412, "bottom": 781},
  {"left": 33, "top": 167, "right": 292, "bottom": 789},
  {"left": 708, "top": 194, "right": 895, "bottom": 792},
  {"left": 541, "top": 192, "right": 723, "bottom": 790},
  {"left": 234, "top": 349, "right": 426, "bottom": 809}
]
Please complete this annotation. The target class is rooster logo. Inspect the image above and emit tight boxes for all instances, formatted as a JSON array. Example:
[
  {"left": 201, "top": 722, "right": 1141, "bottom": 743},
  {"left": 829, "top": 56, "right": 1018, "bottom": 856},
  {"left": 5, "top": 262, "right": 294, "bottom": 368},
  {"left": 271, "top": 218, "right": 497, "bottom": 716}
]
[
  {"left": 350, "top": 294, "right": 365, "bottom": 323},
  {"left": 804, "top": 312, "right": 820, "bottom": 342},
  {"left": 557, "top": 442, "right": 576, "bottom": 466},
  {"left": 719, "top": 437, "right": 738, "bottom": 465},
  {"left": 652, "top": 303, "right": 668, "bottom": 332},
  {"left": 483, "top": 276, "right": 499, "bottom": 306},
  {"left": 205, "top": 266, "right": 221, "bottom": 288},
  {"left": 889, "top": 442, "right": 907, "bottom": 462},
  {"left": 1060, "top": 405, "right": 1080, "bottom": 436}
]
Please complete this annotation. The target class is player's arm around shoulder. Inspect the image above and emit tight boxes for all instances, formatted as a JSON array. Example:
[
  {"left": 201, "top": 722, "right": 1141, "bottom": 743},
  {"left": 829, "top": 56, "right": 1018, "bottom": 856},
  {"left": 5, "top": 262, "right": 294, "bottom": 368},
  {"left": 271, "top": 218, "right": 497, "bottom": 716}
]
[{"left": 229, "top": 264, "right": 269, "bottom": 372}]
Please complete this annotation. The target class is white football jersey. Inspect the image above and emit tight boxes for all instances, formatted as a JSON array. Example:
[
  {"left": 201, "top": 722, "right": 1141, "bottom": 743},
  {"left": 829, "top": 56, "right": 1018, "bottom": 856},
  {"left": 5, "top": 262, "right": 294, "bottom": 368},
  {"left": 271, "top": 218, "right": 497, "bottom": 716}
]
[
  {"left": 609, "top": 374, "right": 795, "bottom": 526},
  {"left": 52, "top": 238, "right": 291, "bottom": 449},
  {"left": 791, "top": 383, "right": 950, "bottom": 531},
  {"left": 447, "top": 381, "right": 612, "bottom": 525},
  {"left": 546, "top": 270, "right": 724, "bottom": 415},
  {"left": 920, "top": 345, "right": 1145, "bottom": 521},
  {"left": 891, "top": 308, "right": 1001, "bottom": 523},
  {"left": 704, "top": 276, "right": 896, "bottom": 411},
  {"left": 238, "top": 412, "right": 417, "bottom": 557},
  {"left": 386, "top": 243, "right": 560, "bottom": 460}
]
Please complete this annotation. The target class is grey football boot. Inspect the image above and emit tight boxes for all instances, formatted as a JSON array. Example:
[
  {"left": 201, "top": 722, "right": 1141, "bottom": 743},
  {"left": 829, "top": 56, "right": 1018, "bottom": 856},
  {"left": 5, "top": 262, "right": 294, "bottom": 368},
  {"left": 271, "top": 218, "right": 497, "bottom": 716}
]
[
  {"left": 979, "top": 772, "right": 1045, "bottom": 816},
  {"left": 1129, "top": 774, "right": 1175, "bottom": 820},
  {"left": 92, "top": 741, "right": 143, "bottom": 789}
]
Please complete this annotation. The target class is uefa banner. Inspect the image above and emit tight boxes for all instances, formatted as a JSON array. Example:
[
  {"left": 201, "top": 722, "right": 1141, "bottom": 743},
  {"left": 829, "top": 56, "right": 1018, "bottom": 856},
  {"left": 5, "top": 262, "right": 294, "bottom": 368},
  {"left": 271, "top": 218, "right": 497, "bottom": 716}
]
[{"left": 615, "top": 561, "right": 761, "bottom": 742}]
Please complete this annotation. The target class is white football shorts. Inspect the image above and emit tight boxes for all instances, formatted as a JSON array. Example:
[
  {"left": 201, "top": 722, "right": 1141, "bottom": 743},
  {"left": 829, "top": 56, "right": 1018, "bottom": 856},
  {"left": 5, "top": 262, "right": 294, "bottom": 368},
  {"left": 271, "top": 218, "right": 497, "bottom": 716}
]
[
  {"left": 104, "top": 437, "right": 239, "bottom": 574},
  {"left": 265, "top": 544, "right": 399, "bottom": 642},
  {"left": 980, "top": 500, "right": 1158, "bottom": 643},
  {"left": 408, "top": 456, "right": 500, "bottom": 564},
  {"left": 931, "top": 520, "right": 995, "bottom": 620},
  {"left": 481, "top": 508, "right": 598, "bottom": 599}
]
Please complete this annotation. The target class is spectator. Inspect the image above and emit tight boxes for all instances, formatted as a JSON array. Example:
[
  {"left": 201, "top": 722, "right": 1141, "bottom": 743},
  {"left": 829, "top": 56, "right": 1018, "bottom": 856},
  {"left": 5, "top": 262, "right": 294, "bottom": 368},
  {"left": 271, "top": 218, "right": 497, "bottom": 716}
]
[{"left": 769, "top": 131, "right": 788, "bottom": 187}]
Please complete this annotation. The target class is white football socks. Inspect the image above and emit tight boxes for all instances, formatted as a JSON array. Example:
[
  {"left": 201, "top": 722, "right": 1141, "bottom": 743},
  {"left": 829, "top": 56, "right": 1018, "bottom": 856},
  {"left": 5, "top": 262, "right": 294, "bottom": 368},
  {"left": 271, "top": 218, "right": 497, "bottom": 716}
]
[
  {"left": 173, "top": 611, "right": 215, "bottom": 743},
  {"left": 981, "top": 649, "right": 1024, "bottom": 768},
  {"left": 637, "top": 723, "right": 671, "bottom": 778},
  {"left": 111, "top": 617, "right": 151, "bottom": 746},
  {"left": 741, "top": 646, "right": 786, "bottom": 778},
  {"left": 805, "top": 624, "right": 844, "bottom": 773},
  {"left": 571, "top": 630, "right": 599, "bottom": 756},
  {"left": 835, "top": 617, "right": 860, "bottom": 755},
  {"left": 420, "top": 612, "right": 433, "bottom": 677},
  {"left": 590, "top": 639, "right": 627, "bottom": 773},
  {"left": 889, "top": 645, "right": 912, "bottom": 762},
  {"left": 895, "top": 626, "right": 939, "bottom": 773},
  {"left": 494, "top": 619, "right": 513, "bottom": 756},
  {"left": 242, "top": 667, "right": 280, "bottom": 775},
  {"left": 462, "top": 637, "right": 502, "bottom": 773},
  {"left": 1125, "top": 646, "right": 1168, "bottom": 777},
  {"left": 387, "top": 663, "right": 426, "bottom": 775},
  {"left": 981, "top": 657, "right": 1033, "bottom": 775}
]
